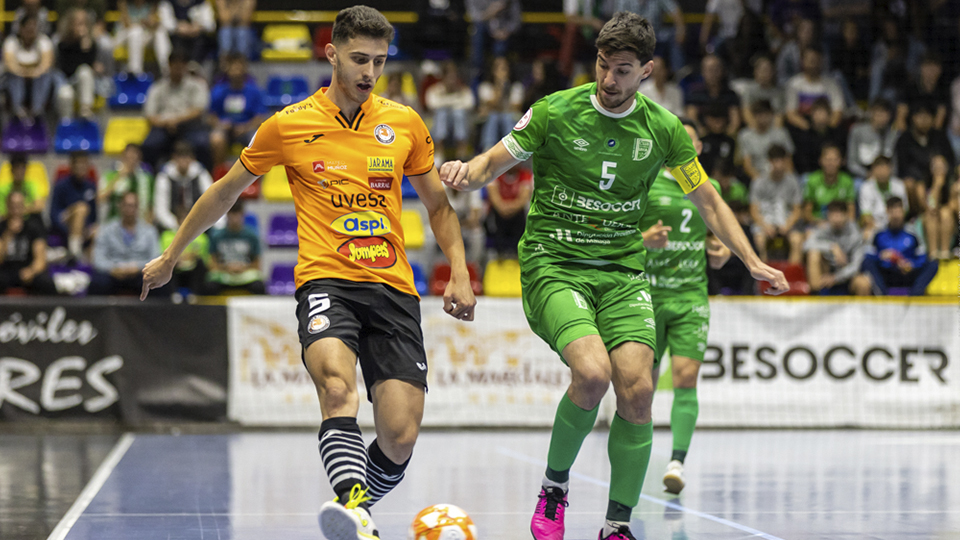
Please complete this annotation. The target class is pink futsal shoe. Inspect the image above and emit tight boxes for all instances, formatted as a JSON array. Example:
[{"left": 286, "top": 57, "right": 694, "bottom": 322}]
[{"left": 530, "top": 486, "right": 568, "bottom": 540}]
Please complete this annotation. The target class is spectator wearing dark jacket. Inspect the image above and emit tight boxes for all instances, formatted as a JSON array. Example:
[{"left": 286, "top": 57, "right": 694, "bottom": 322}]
[
  {"left": 0, "top": 191, "right": 56, "bottom": 294},
  {"left": 861, "top": 197, "right": 939, "bottom": 295},
  {"left": 895, "top": 103, "right": 955, "bottom": 211},
  {"left": 50, "top": 152, "right": 98, "bottom": 259}
]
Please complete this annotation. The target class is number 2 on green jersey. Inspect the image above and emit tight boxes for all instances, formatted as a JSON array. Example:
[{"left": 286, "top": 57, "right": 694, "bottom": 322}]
[{"left": 680, "top": 208, "right": 693, "bottom": 233}]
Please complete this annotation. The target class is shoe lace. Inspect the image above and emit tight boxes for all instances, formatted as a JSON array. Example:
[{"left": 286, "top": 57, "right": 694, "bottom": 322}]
[
  {"left": 538, "top": 487, "right": 568, "bottom": 520},
  {"left": 343, "top": 484, "right": 373, "bottom": 510},
  {"left": 614, "top": 525, "right": 637, "bottom": 540}
]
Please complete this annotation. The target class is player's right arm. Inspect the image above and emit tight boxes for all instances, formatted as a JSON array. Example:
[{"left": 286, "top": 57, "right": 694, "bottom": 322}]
[
  {"left": 141, "top": 161, "right": 257, "bottom": 299},
  {"left": 439, "top": 141, "right": 520, "bottom": 192}
]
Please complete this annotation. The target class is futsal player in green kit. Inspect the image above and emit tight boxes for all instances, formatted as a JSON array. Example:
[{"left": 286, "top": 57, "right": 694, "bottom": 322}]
[
  {"left": 440, "top": 12, "right": 788, "bottom": 540},
  {"left": 640, "top": 119, "right": 731, "bottom": 495}
]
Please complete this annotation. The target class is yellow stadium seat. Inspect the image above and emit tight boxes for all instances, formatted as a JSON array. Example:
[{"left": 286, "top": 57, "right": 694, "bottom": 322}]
[
  {"left": 400, "top": 209, "right": 425, "bottom": 249},
  {"left": 103, "top": 117, "right": 150, "bottom": 155},
  {"left": 0, "top": 161, "right": 50, "bottom": 200},
  {"left": 926, "top": 260, "right": 959, "bottom": 296},
  {"left": 483, "top": 258, "right": 522, "bottom": 297},
  {"left": 261, "top": 24, "right": 313, "bottom": 61},
  {"left": 262, "top": 166, "right": 293, "bottom": 202}
]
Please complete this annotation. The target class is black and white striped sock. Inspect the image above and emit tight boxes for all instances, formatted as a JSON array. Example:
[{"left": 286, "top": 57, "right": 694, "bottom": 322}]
[
  {"left": 319, "top": 417, "right": 368, "bottom": 505},
  {"left": 364, "top": 439, "right": 409, "bottom": 506}
]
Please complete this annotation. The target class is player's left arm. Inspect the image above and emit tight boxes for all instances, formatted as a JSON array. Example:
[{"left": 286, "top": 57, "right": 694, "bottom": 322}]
[
  {"left": 408, "top": 167, "right": 477, "bottom": 321},
  {"left": 684, "top": 176, "right": 788, "bottom": 294}
]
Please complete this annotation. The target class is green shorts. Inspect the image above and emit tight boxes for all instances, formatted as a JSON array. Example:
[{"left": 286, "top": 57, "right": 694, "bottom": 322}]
[
  {"left": 653, "top": 298, "right": 710, "bottom": 362},
  {"left": 521, "top": 261, "right": 657, "bottom": 363}
]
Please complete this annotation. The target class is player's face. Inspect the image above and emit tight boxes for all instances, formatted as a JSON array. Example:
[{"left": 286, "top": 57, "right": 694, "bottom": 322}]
[
  {"left": 595, "top": 50, "right": 652, "bottom": 113},
  {"left": 328, "top": 37, "right": 389, "bottom": 105}
]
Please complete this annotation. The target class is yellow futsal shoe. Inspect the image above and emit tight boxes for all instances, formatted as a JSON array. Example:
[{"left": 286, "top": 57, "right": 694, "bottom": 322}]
[
  {"left": 319, "top": 484, "right": 380, "bottom": 540},
  {"left": 663, "top": 460, "right": 685, "bottom": 495}
]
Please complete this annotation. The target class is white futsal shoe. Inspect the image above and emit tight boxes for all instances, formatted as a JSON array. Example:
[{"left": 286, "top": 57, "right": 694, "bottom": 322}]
[
  {"left": 663, "top": 460, "right": 686, "bottom": 495},
  {"left": 319, "top": 484, "right": 380, "bottom": 540}
]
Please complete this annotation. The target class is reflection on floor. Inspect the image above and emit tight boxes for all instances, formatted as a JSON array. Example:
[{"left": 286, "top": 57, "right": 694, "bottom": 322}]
[{"left": 4, "top": 431, "right": 960, "bottom": 540}]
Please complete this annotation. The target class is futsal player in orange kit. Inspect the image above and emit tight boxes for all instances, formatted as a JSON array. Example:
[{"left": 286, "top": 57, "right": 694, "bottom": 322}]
[{"left": 140, "top": 6, "right": 477, "bottom": 540}]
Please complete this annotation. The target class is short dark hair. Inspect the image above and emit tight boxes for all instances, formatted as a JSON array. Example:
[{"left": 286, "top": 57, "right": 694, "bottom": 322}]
[
  {"left": 596, "top": 11, "right": 656, "bottom": 64},
  {"left": 224, "top": 51, "right": 247, "bottom": 66},
  {"left": 17, "top": 13, "right": 38, "bottom": 30},
  {"left": 714, "top": 159, "right": 735, "bottom": 177},
  {"left": 332, "top": 5, "right": 395, "bottom": 45},
  {"left": 70, "top": 151, "right": 89, "bottom": 163},
  {"left": 169, "top": 49, "right": 190, "bottom": 65},
  {"left": 751, "top": 99, "right": 774, "bottom": 115},
  {"left": 870, "top": 98, "right": 892, "bottom": 112},
  {"left": 826, "top": 200, "right": 848, "bottom": 214},
  {"left": 871, "top": 155, "right": 892, "bottom": 167},
  {"left": 124, "top": 143, "right": 141, "bottom": 154},
  {"left": 9, "top": 152, "right": 27, "bottom": 168},
  {"left": 885, "top": 196, "right": 904, "bottom": 209},
  {"left": 820, "top": 142, "right": 842, "bottom": 158},
  {"left": 704, "top": 102, "right": 728, "bottom": 120},
  {"left": 228, "top": 199, "right": 245, "bottom": 215},
  {"left": 911, "top": 102, "right": 935, "bottom": 117},
  {"left": 767, "top": 144, "right": 789, "bottom": 160},
  {"left": 811, "top": 97, "right": 832, "bottom": 112},
  {"left": 172, "top": 140, "right": 193, "bottom": 157}
]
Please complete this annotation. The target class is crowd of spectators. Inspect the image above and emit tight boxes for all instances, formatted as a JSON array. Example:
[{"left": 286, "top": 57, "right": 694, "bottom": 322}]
[{"left": 0, "top": 0, "right": 957, "bottom": 299}]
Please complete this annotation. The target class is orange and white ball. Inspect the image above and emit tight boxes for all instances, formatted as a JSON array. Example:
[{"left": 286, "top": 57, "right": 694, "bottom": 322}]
[{"left": 408, "top": 504, "right": 478, "bottom": 540}]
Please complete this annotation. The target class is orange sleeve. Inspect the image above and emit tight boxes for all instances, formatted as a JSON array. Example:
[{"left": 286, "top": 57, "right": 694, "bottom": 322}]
[
  {"left": 240, "top": 113, "right": 284, "bottom": 176},
  {"left": 404, "top": 108, "right": 436, "bottom": 177}
]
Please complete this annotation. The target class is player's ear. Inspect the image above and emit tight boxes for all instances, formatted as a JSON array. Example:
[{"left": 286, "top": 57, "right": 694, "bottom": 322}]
[
  {"left": 640, "top": 59, "right": 655, "bottom": 80},
  {"left": 325, "top": 43, "right": 337, "bottom": 65}
]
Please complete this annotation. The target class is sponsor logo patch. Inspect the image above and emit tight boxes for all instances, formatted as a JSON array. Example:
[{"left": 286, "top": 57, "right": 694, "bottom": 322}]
[
  {"left": 331, "top": 211, "right": 391, "bottom": 236},
  {"left": 368, "top": 157, "right": 394, "bottom": 173},
  {"left": 514, "top": 108, "right": 533, "bottom": 130},
  {"left": 308, "top": 315, "right": 330, "bottom": 334},
  {"left": 313, "top": 161, "right": 325, "bottom": 173},
  {"left": 337, "top": 237, "right": 397, "bottom": 268},
  {"left": 573, "top": 138, "right": 590, "bottom": 152},
  {"left": 375, "top": 124, "right": 396, "bottom": 144},
  {"left": 633, "top": 138, "right": 652, "bottom": 161},
  {"left": 368, "top": 177, "right": 393, "bottom": 190}
]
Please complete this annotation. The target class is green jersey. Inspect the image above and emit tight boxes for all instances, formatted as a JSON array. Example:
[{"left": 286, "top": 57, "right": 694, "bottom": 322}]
[
  {"left": 803, "top": 171, "right": 855, "bottom": 220},
  {"left": 504, "top": 83, "right": 699, "bottom": 272},
  {"left": 639, "top": 170, "right": 720, "bottom": 301}
]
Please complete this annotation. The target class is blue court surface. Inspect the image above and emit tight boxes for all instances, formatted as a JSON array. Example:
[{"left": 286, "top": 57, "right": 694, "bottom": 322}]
[{"left": 29, "top": 429, "right": 959, "bottom": 540}]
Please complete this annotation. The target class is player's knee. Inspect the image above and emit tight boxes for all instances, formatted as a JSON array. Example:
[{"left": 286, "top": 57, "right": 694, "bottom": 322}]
[
  {"left": 673, "top": 365, "right": 700, "bottom": 388},
  {"left": 380, "top": 423, "right": 419, "bottom": 461},
  {"left": 570, "top": 363, "right": 611, "bottom": 403},
  {"left": 318, "top": 376, "right": 356, "bottom": 409}
]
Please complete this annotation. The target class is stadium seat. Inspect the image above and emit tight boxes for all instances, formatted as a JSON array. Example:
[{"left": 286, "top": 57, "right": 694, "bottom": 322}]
[
  {"left": 243, "top": 213, "right": 260, "bottom": 235},
  {"left": 103, "top": 117, "right": 150, "bottom": 155},
  {"left": 410, "top": 262, "right": 428, "bottom": 296},
  {"left": 1, "top": 118, "right": 49, "bottom": 154},
  {"left": 0, "top": 161, "right": 50, "bottom": 201},
  {"left": 261, "top": 24, "right": 313, "bottom": 61},
  {"left": 483, "top": 258, "right": 522, "bottom": 297},
  {"left": 430, "top": 261, "right": 483, "bottom": 296},
  {"left": 263, "top": 75, "right": 310, "bottom": 109},
  {"left": 401, "top": 175, "right": 419, "bottom": 198},
  {"left": 213, "top": 163, "right": 261, "bottom": 199},
  {"left": 313, "top": 25, "right": 333, "bottom": 59},
  {"left": 758, "top": 261, "right": 810, "bottom": 295},
  {"left": 109, "top": 72, "right": 153, "bottom": 109},
  {"left": 400, "top": 210, "right": 425, "bottom": 249},
  {"left": 54, "top": 119, "right": 102, "bottom": 154},
  {"left": 926, "top": 260, "right": 958, "bottom": 296},
  {"left": 267, "top": 213, "right": 298, "bottom": 247},
  {"left": 262, "top": 166, "right": 293, "bottom": 202},
  {"left": 267, "top": 263, "right": 296, "bottom": 296}
]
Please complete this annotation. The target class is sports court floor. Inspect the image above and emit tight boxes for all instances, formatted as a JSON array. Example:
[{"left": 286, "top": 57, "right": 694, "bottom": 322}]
[{"left": 3, "top": 430, "right": 958, "bottom": 540}]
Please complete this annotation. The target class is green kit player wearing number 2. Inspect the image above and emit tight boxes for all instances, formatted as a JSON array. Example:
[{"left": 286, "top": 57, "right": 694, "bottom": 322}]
[
  {"left": 440, "top": 12, "right": 788, "bottom": 540},
  {"left": 639, "top": 119, "right": 731, "bottom": 496}
]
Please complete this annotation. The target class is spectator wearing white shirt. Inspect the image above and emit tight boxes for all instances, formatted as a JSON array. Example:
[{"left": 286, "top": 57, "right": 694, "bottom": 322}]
[
  {"left": 159, "top": 0, "right": 216, "bottom": 63},
  {"left": 858, "top": 155, "right": 908, "bottom": 241},
  {"left": 750, "top": 145, "right": 804, "bottom": 264},
  {"left": 478, "top": 57, "right": 524, "bottom": 151},
  {"left": 638, "top": 55, "right": 683, "bottom": 116},
  {"left": 115, "top": 0, "right": 172, "bottom": 75},
  {"left": 740, "top": 54, "right": 785, "bottom": 129},
  {"left": 425, "top": 61, "right": 475, "bottom": 163},
  {"left": 700, "top": 0, "right": 743, "bottom": 53},
  {"left": 2, "top": 15, "right": 56, "bottom": 124},
  {"left": 785, "top": 47, "right": 845, "bottom": 131},
  {"left": 737, "top": 99, "right": 794, "bottom": 180},
  {"left": 846, "top": 99, "right": 898, "bottom": 180}
]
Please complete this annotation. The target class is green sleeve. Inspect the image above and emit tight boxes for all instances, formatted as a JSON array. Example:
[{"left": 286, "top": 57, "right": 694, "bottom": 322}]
[
  {"left": 663, "top": 115, "right": 698, "bottom": 169},
  {"left": 842, "top": 174, "right": 856, "bottom": 202},
  {"left": 502, "top": 98, "right": 548, "bottom": 160},
  {"left": 802, "top": 174, "right": 816, "bottom": 202}
]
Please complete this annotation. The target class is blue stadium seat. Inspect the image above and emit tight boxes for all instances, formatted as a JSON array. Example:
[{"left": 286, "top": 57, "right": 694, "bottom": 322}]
[
  {"left": 243, "top": 213, "right": 259, "bottom": 235},
  {"left": 263, "top": 75, "right": 310, "bottom": 109},
  {"left": 1, "top": 118, "right": 49, "bottom": 154},
  {"left": 410, "top": 262, "right": 428, "bottom": 296},
  {"left": 54, "top": 119, "right": 102, "bottom": 154},
  {"left": 109, "top": 72, "right": 153, "bottom": 109},
  {"left": 268, "top": 263, "right": 296, "bottom": 296},
  {"left": 267, "top": 213, "right": 298, "bottom": 247}
]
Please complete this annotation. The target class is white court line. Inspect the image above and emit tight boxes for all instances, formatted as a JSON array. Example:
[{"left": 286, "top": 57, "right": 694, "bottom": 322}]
[
  {"left": 497, "top": 446, "right": 786, "bottom": 540},
  {"left": 47, "top": 433, "right": 136, "bottom": 540}
]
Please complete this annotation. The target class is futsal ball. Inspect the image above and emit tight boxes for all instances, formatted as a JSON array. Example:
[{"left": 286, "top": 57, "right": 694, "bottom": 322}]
[{"left": 408, "top": 504, "right": 477, "bottom": 540}]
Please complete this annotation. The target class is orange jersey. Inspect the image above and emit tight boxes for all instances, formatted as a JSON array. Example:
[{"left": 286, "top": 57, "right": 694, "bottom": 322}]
[{"left": 240, "top": 88, "right": 434, "bottom": 297}]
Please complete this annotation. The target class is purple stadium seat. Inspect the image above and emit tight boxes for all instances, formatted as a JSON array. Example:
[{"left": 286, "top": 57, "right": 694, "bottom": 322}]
[
  {"left": 267, "top": 213, "right": 298, "bottom": 247},
  {"left": 268, "top": 263, "right": 296, "bottom": 296},
  {"left": 1, "top": 118, "right": 49, "bottom": 154}
]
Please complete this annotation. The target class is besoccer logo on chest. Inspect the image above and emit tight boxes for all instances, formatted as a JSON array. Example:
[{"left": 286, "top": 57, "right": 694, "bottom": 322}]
[{"left": 375, "top": 124, "right": 395, "bottom": 144}]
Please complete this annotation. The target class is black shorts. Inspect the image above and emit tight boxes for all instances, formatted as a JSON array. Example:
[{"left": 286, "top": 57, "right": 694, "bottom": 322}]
[{"left": 295, "top": 278, "right": 428, "bottom": 401}]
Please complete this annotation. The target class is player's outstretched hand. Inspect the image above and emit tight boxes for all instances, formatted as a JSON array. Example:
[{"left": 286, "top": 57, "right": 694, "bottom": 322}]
[
  {"left": 642, "top": 220, "right": 671, "bottom": 249},
  {"left": 439, "top": 160, "right": 470, "bottom": 191},
  {"left": 140, "top": 254, "right": 175, "bottom": 300},
  {"left": 751, "top": 262, "right": 789, "bottom": 295},
  {"left": 442, "top": 273, "right": 477, "bottom": 321}
]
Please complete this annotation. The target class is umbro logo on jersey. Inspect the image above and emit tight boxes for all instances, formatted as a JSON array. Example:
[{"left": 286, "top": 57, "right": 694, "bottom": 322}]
[
  {"left": 304, "top": 133, "right": 325, "bottom": 144},
  {"left": 573, "top": 138, "right": 589, "bottom": 152}
]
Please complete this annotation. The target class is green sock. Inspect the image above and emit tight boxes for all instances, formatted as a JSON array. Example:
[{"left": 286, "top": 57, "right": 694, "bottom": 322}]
[
  {"left": 670, "top": 387, "right": 699, "bottom": 461},
  {"left": 607, "top": 413, "right": 653, "bottom": 516},
  {"left": 545, "top": 392, "right": 599, "bottom": 483}
]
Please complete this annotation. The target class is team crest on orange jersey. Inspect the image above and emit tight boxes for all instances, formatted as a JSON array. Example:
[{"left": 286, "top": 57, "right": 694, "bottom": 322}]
[{"left": 375, "top": 124, "right": 395, "bottom": 144}]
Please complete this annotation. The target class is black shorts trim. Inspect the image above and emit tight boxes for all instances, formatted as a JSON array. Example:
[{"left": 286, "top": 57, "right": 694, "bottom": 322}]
[{"left": 295, "top": 278, "right": 428, "bottom": 401}]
